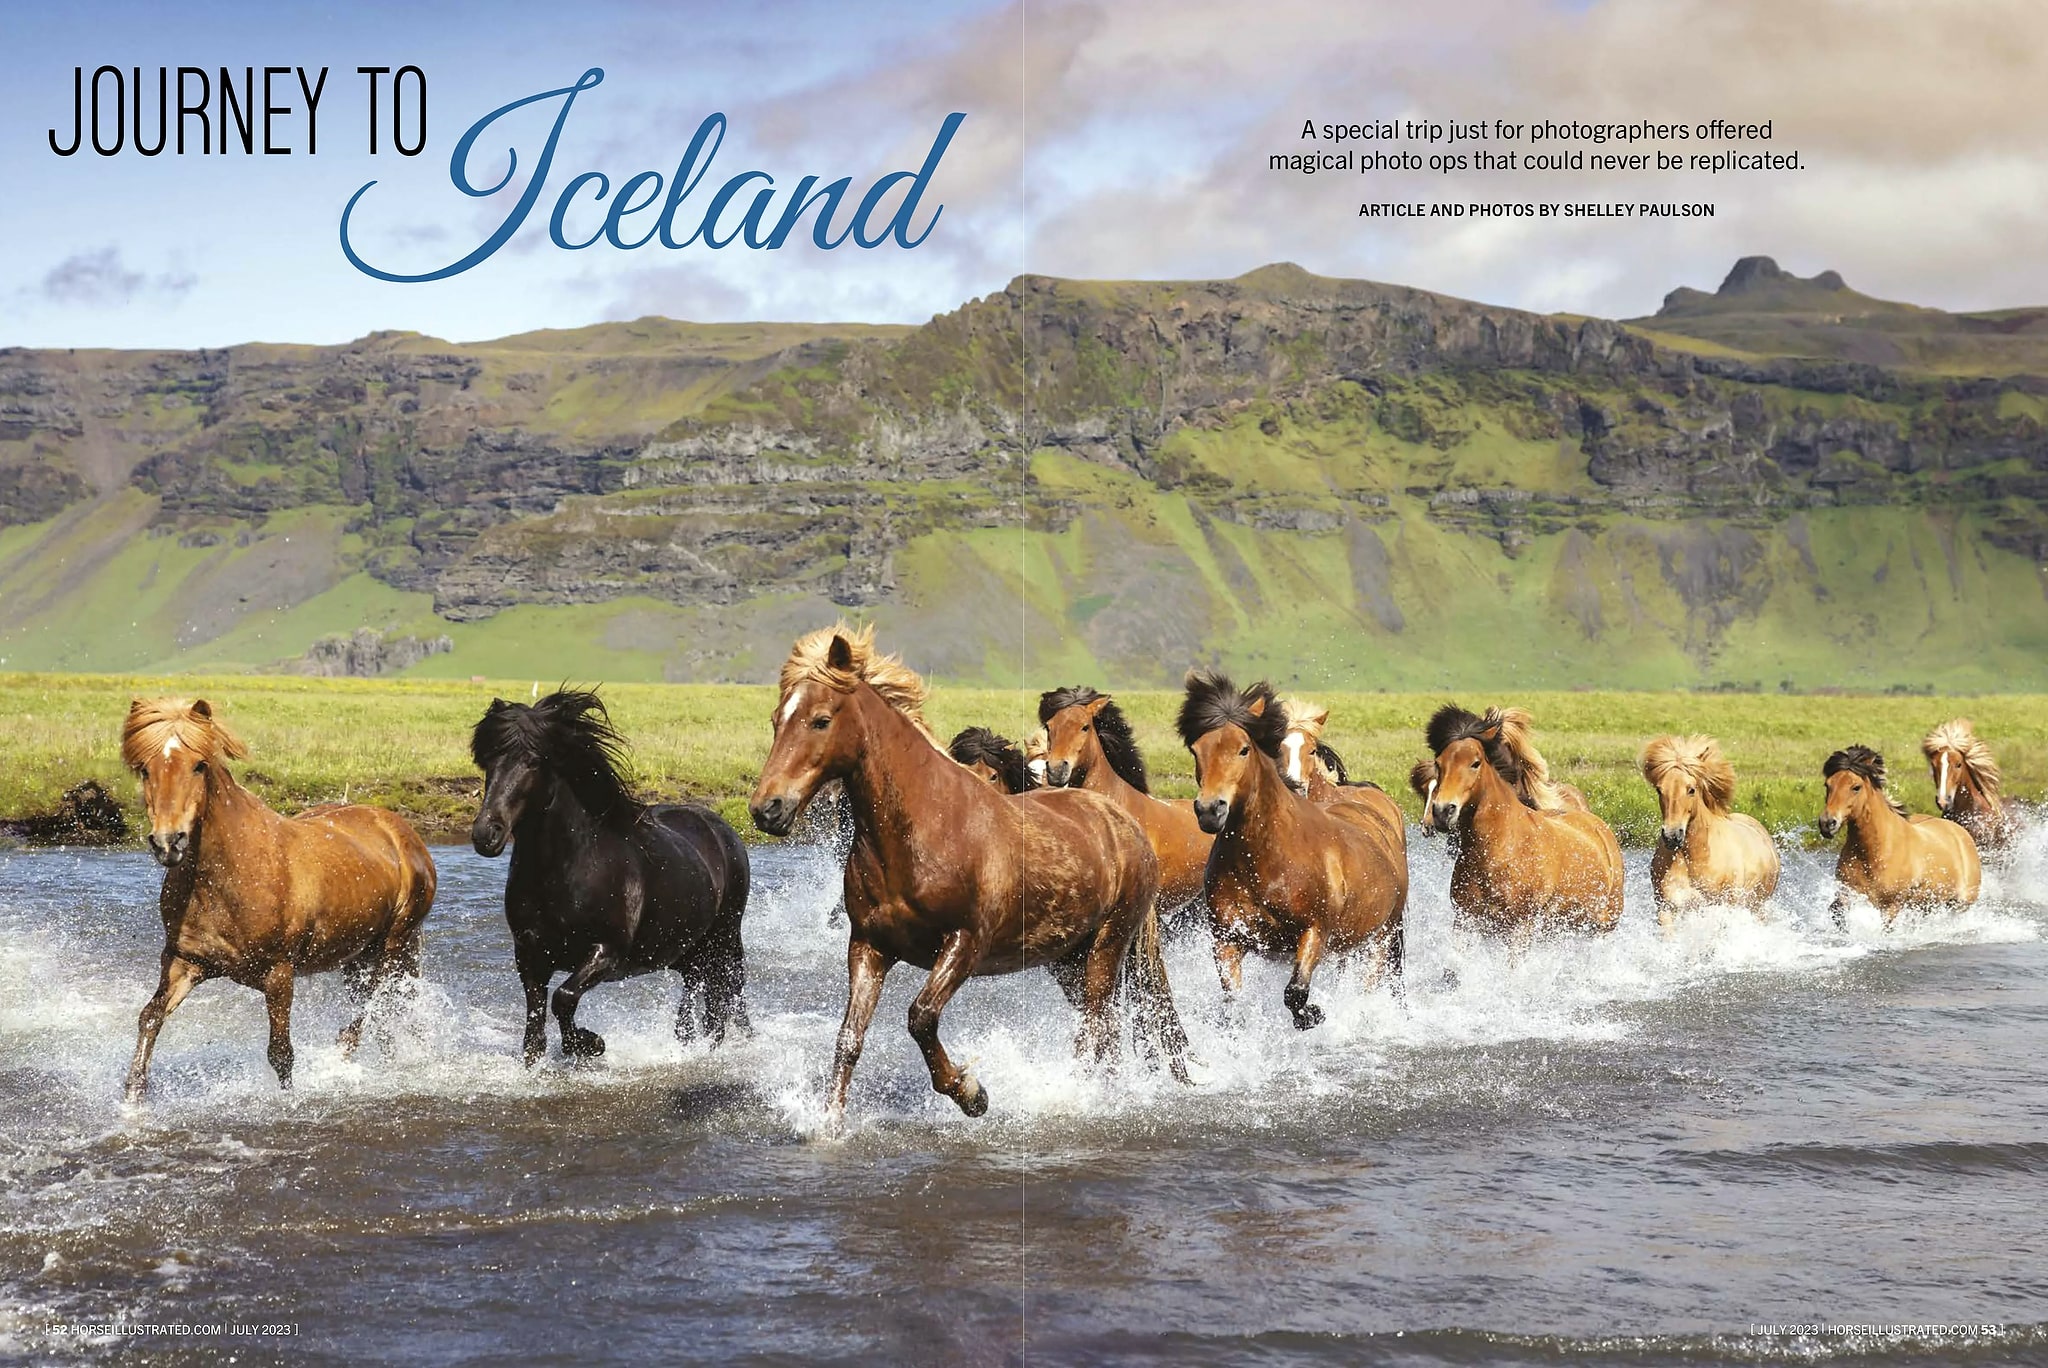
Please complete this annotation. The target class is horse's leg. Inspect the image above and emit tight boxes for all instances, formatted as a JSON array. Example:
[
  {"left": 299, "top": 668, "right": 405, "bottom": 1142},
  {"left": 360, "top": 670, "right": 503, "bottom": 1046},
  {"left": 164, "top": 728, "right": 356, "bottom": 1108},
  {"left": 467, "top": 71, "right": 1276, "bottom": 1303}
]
[
  {"left": 673, "top": 964, "right": 703, "bottom": 1045},
  {"left": 1127, "top": 906, "right": 1192, "bottom": 1084},
  {"left": 338, "top": 930, "right": 419, "bottom": 1058},
  {"left": 516, "top": 953, "right": 551, "bottom": 1067},
  {"left": 125, "top": 954, "right": 207, "bottom": 1103},
  {"left": 697, "top": 917, "right": 749, "bottom": 1047},
  {"left": 552, "top": 944, "right": 618, "bottom": 1059},
  {"left": 261, "top": 963, "right": 296, "bottom": 1090},
  {"left": 1213, "top": 939, "right": 1246, "bottom": 997},
  {"left": 907, "top": 929, "right": 988, "bottom": 1116},
  {"left": 1283, "top": 924, "right": 1327, "bottom": 1030},
  {"left": 827, "top": 938, "right": 892, "bottom": 1130}
]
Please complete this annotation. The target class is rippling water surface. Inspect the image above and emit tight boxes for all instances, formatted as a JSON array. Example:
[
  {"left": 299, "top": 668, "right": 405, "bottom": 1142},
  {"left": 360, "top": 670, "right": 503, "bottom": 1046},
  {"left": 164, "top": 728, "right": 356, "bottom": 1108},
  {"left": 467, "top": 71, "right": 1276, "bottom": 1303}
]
[{"left": 4, "top": 824, "right": 2047, "bottom": 1364}]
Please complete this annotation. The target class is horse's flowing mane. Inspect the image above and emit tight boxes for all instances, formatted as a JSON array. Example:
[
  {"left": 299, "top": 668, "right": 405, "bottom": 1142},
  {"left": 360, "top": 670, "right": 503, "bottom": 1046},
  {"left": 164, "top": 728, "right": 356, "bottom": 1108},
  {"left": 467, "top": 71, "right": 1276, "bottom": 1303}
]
[
  {"left": 1640, "top": 734, "right": 1736, "bottom": 813},
  {"left": 948, "top": 727, "right": 1033, "bottom": 794},
  {"left": 1038, "top": 685, "right": 1149, "bottom": 793},
  {"left": 1824, "top": 744, "right": 1908, "bottom": 815},
  {"left": 1425, "top": 703, "right": 1569, "bottom": 810},
  {"left": 778, "top": 621, "right": 939, "bottom": 746},
  {"left": 1177, "top": 670, "right": 1288, "bottom": 758},
  {"left": 1922, "top": 718, "right": 2002, "bottom": 798},
  {"left": 471, "top": 689, "right": 642, "bottom": 827},
  {"left": 122, "top": 698, "right": 248, "bottom": 771}
]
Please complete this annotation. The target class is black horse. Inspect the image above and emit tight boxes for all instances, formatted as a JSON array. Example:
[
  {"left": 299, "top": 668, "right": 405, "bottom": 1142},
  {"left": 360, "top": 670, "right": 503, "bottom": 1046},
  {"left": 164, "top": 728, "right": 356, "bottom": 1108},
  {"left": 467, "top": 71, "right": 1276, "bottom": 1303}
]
[{"left": 470, "top": 690, "right": 751, "bottom": 1063}]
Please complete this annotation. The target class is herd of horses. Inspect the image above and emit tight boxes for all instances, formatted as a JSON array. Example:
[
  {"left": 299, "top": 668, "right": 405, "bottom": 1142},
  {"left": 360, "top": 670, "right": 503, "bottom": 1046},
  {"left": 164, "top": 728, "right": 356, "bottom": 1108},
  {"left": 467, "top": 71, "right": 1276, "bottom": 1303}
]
[{"left": 113, "top": 623, "right": 2015, "bottom": 1125}]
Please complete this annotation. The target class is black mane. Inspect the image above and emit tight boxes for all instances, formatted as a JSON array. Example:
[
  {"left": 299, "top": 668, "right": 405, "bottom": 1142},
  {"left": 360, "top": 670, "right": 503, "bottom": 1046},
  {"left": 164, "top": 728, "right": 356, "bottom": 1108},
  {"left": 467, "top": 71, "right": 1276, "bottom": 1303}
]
[
  {"left": 471, "top": 688, "right": 641, "bottom": 826},
  {"left": 1823, "top": 744, "right": 1887, "bottom": 787},
  {"left": 1314, "top": 741, "right": 1350, "bottom": 785},
  {"left": 948, "top": 726, "right": 1033, "bottom": 794},
  {"left": 1426, "top": 702, "right": 1535, "bottom": 805},
  {"left": 1176, "top": 670, "right": 1289, "bottom": 758},
  {"left": 1038, "top": 685, "right": 1149, "bottom": 793}
]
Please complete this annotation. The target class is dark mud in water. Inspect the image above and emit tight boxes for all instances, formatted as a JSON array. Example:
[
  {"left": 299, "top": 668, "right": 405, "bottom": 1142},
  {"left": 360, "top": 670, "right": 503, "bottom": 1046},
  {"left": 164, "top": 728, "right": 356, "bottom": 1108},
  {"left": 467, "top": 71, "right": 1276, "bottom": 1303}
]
[{"left": 4, "top": 829, "right": 2047, "bottom": 1365}]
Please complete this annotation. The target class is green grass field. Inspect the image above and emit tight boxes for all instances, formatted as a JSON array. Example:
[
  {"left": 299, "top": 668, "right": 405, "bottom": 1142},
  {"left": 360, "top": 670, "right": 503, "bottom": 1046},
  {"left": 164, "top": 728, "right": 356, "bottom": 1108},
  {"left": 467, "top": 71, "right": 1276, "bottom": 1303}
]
[{"left": 3, "top": 672, "right": 2042, "bottom": 848}]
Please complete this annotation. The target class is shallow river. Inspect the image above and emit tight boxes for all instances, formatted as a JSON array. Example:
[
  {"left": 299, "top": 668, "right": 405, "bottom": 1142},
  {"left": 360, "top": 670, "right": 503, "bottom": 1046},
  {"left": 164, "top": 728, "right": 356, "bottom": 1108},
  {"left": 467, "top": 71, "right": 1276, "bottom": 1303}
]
[{"left": 3, "top": 826, "right": 2046, "bottom": 1365}]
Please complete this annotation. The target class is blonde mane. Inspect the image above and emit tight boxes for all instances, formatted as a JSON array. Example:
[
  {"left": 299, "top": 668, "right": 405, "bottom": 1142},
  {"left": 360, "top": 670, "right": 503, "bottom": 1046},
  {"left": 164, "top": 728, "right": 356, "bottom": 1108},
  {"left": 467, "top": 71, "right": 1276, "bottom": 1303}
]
[
  {"left": 1024, "top": 726, "right": 1049, "bottom": 765},
  {"left": 121, "top": 698, "right": 248, "bottom": 772},
  {"left": 1640, "top": 734, "right": 1736, "bottom": 813},
  {"left": 778, "top": 621, "right": 940, "bottom": 746},
  {"left": 1278, "top": 696, "right": 1329, "bottom": 742},
  {"left": 1486, "top": 706, "right": 1568, "bottom": 810},
  {"left": 1922, "top": 718, "right": 2001, "bottom": 797}
]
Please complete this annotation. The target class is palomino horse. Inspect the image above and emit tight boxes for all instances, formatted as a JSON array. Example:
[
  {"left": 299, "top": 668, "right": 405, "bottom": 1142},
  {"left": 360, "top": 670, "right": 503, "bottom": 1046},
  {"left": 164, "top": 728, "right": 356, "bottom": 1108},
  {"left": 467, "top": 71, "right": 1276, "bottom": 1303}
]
[
  {"left": 1820, "top": 745, "right": 1980, "bottom": 922},
  {"left": 1424, "top": 704, "right": 1623, "bottom": 933},
  {"left": 1040, "top": 686, "right": 1213, "bottom": 925},
  {"left": 121, "top": 699, "right": 437, "bottom": 1101},
  {"left": 471, "top": 690, "right": 751, "bottom": 1063},
  {"left": 1179, "top": 672, "right": 1406, "bottom": 1029},
  {"left": 1922, "top": 719, "right": 2015, "bottom": 853},
  {"left": 948, "top": 726, "right": 1036, "bottom": 793},
  {"left": 1408, "top": 705, "right": 1586, "bottom": 834},
  {"left": 1639, "top": 735, "right": 1780, "bottom": 927},
  {"left": 1276, "top": 698, "right": 1407, "bottom": 839},
  {"left": 749, "top": 624, "right": 1187, "bottom": 1126}
]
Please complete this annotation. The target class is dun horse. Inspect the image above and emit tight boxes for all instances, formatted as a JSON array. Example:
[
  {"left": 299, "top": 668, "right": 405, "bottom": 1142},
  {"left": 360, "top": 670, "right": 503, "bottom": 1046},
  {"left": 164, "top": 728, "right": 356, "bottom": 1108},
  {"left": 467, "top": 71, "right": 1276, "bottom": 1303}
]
[
  {"left": 1921, "top": 719, "right": 2015, "bottom": 853},
  {"left": 948, "top": 726, "right": 1036, "bottom": 793},
  {"left": 1180, "top": 673, "right": 1406, "bottom": 1029},
  {"left": 1639, "top": 735, "right": 1780, "bottom": 926},
  {"left": 1424, "top": 704, "right": 1623, "bottom": 933},
  {"left": 471, "top": 690, "right": 750, "bottom": 1063},
  {"left": 1039, "top": 686, "right": 1213, "bottom": 924},
  {"left": 1408, "top": 706, "right": 1586, "bottom": 835},
  {"left": 121, "top": 699, "right": 437, "bottom": 1101},
  {"left": 749, "top": 624, "right": 1187, "bottom": 1127},
  {"left": 1819, "top": 745, "right": 1980, "bottom": 922}
]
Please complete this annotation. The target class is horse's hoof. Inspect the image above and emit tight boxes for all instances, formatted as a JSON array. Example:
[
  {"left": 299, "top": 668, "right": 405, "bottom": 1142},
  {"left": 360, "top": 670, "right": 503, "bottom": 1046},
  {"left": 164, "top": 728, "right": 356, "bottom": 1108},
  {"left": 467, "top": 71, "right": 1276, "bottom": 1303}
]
[
  {"left": 957, "top": 1076, "right": 989, "bottom": 1118},
  {"left": 1292, "top": 1004, "right": 1325, "bottom": 1031},
  {"left": 562, "top": 1029, "right": 606, "bottom": 1060}
]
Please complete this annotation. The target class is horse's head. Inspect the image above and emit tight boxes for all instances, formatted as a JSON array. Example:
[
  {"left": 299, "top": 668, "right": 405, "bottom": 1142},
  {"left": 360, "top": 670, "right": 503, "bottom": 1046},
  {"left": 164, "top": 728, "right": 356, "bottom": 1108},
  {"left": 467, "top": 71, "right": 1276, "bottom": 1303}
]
[
  {"left": 752, "top": 624, "right": 935, "bottom": 837},
  {"left": 1038, "top": 687, "right": 1112, "bottom": 788},
  {"left": 1423, "top": 704, "right": 1517, "bottom": 831},
  {"left": 1408, "top": 758, "right": 1443, "bottom": 834},
  {"left": 1176, "top": 670, "right": 1287, "bottom": 834},
  {"left": 1923, "top": 719, "right": 1997, "bottom": 819},
  {"left": 468, "top": 689, "right": 632, "bottom": 856},
  {"left": 1820, "top": 745, "right": 1894, "bottom": 839},
  {"left": 1024, "top": 727, "right": 1050, "bottom": 789},
  {"left": 1641, "top": 735, "right": 1735, "bottom": 848},
  {"left": 948, "top": 726, "right": 1031, "bottom": 794},
  {"left": 122, "top": 698, "right": 245, "bottom": 868},
  {"left": 1275, "top": 699, "right": 1329, "bottom": 795}
]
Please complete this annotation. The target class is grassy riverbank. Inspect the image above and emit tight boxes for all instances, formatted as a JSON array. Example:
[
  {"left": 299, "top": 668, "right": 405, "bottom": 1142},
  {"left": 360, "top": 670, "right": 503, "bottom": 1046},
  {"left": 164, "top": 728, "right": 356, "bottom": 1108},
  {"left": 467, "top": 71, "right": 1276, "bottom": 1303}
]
[{"left": 3, "top": 671, "right": 2043, "bottom": 846}]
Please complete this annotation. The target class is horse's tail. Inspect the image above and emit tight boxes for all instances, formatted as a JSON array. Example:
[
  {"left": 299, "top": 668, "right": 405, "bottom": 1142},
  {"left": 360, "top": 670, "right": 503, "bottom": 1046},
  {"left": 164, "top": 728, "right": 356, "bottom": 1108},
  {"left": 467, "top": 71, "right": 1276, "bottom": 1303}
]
[{"left": 1124, "top": 900, "right": 1191, "bottom": 1083}]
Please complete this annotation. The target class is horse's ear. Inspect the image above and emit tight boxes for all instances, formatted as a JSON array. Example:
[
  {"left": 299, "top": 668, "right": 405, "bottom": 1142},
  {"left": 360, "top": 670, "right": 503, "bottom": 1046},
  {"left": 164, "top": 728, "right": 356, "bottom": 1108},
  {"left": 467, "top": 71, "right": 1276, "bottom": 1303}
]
[
  {"left": 1308, "top": 706, "right": 1330, "bottom": 727},
  {"left": 1083, "top": 695, "right": 1112, "bottom": 718},
  {"left": 1247, "top": 696, "right": 1267, "bottom": 717},
  {"left": 191, "top": 699, "right": 213, "bottom": 719},
  {"left": 488, "top": 698, "right": 509, "bottom": 711},
  {"left": 827, "top": 634, "right": 855, "bottom": 671}
]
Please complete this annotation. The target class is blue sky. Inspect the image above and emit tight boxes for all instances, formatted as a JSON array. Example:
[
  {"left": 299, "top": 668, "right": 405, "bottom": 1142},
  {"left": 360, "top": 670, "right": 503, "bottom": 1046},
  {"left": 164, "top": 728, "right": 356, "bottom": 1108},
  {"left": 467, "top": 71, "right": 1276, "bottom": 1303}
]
[{"left": 5, "top": 1, "right": 2045, "bottom": 348}]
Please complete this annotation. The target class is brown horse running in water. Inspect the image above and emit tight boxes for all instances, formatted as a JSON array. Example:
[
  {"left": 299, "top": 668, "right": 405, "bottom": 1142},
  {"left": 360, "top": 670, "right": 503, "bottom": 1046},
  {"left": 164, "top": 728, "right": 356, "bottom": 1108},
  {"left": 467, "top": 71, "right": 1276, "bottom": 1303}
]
[
  {"left": 947, "top": 726, "right": 1036, "bottom": 793},
  {"left": 1407, "top": 705, "right": 1586, "bottom": 835},
  {"left": 1040, "top": 686, "right": 1213, "bottom": 924},
  {"left": 750, "top": 624, "right": 1187, "bottom": 1127},
  {"left": 1820, "top": 745, "right": 1981, "bottom": 923},
  {"left": 1640, "top": 735, "right": 1780, "bottom": 927},
  {"left": 1921, "top": 719, "right": 2015, "bottom": 853},
  {"left": 1276, "top": 698, "right": 1407, "bottom": 838},
  {"left": 1180, "top": 673, "right": 1406, "bottom": 1029},
  {"left": 1424, "top": 704, "right": 1623, "bottom": 933},
  {"left": 121, "top": 699, "right": 437, "bottom": 1101}
]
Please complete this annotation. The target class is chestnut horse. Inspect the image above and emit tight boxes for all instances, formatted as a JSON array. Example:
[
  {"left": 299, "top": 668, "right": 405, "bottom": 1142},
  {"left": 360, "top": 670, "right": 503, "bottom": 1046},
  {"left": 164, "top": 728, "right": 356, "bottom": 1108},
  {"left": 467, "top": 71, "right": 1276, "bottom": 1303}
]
[
  {"left": 1922, "top": 719, "right": 2015, "bottom": 853},
  {"left": 948, "top": 726, "right": 1036, "bottom": 793},
  {"left": 1040, "top": 686, "right": 1213, "bottom": 924},
  {"left": 1276, "top": 698, "right": 1407, "bottom": 841},
  {"left": 1424, "top": 704, "right": 1623, "bottom": 933},
  {"left": 121, "top": 699, "right": 437, "bottom": 1101},
  {"left": 1180, "top": 672, "right": 1406, "bottom": 1029},
  {"left": 471, "top": 690, "right": 751, "bottom": 1063},
  {"left": 1407, "top": 705, "right": 1586, "bottom": 834},
  {"left": 1820, "top": 746, "right": 1980, "bottom": 922},
  {"left": 1640, "top": 734, "right": 1780, "bottom": 927},
  {"left": 750, "top": 624, "right": 1187, "bottom": 1127}
]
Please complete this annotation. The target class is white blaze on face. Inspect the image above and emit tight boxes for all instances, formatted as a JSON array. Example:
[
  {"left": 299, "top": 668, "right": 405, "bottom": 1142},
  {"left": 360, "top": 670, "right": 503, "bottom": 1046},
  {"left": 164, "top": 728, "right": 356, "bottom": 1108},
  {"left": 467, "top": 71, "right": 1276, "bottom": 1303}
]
[
  {"left": 1281, "top": 733, "right": 1306, "bottom": 785},
  {"left": 1937, "top": 751, "right": 1952, "bottom": 808},
  {"left": 163, "top": 735, "right": 180, "bottom": 760},
  {"left": 777, "top": 684, "right": 806, "bottom": 729},
  {"left": 1028, "top": 758, "right": 1047, "bottom": 784}
]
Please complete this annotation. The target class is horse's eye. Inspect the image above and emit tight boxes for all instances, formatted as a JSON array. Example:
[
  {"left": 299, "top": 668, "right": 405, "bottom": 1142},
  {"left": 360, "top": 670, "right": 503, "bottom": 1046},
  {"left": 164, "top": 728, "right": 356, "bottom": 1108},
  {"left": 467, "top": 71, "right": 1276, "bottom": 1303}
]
[
  {"left": 1082, "top": 724, "right": 1091, "bottom": 732},
  {"left": 1471, "top": 759, "right": 1480, "bottom": 770},
  {"left": 1852, "top": 783, "right": 1862, "bottom": 792},
  {"left": 1686, "top": 786, "right": 1695, "bottom": 796},
  {"left": 193, "top": 761, "right": 207, "bottom": 775},
  {"left": 810, "top": 715, "right": 831, "bottom": 730},
  {"left": 1238, "top": 745, "right": 1249, "bottom": 757}
]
